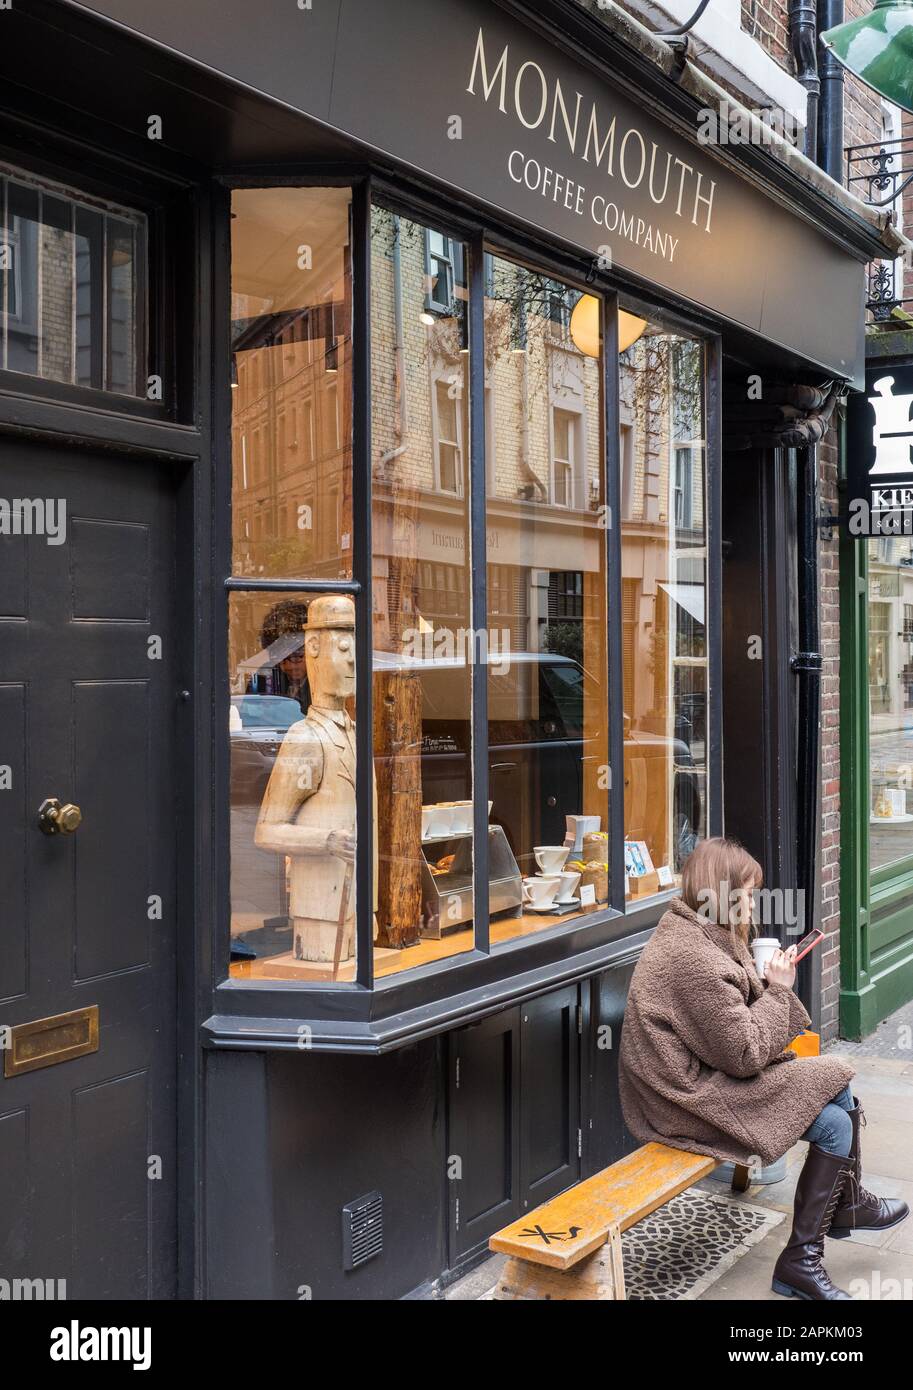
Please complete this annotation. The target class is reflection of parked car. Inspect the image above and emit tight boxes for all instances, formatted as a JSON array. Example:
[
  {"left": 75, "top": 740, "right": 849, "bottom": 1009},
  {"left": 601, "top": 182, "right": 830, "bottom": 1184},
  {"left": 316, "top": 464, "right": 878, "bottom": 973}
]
[
  {"left": 230, "top": 694, "right": 302, "bottom": 803},
  {"left": 231, "top": 655, "right": 703, "bottom": 872}
]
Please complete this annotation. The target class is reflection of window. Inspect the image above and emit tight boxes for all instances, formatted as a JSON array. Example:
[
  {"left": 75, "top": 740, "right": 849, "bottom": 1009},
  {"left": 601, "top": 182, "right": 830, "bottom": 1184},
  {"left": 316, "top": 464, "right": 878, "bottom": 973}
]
[
  {"left": 434, "top": 377, "right": 463, "bottom": 495},
  {"left": 620, "top": 423, "right": 634, "bottom": 520},
  {"left": 230, "top": 186, "right": 353, "bottom": 580},
  {"left": 546, "top": 285, "right": 572, "bottom": 340},
  {"left": 0, "top": 167, "right": 145, "bottom": 393},
  {"left": 425, "top": 229, "right": 459, "bottom": 314},
  {"left": 674, "top": 446, "right": 693, "bottom": 529},
  {"left": 552, "top": 408, "right": 578, "bottom": 507}
]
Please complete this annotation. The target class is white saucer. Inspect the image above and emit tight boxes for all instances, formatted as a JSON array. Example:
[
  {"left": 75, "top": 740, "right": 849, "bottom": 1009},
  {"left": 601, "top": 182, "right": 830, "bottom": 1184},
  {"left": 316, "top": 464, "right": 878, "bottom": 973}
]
[
  {"left": 524, "top": 901, "right": 563, "bottom": 913},
  {"left": 554, "top": 895, "right": 580, "bottom": 907}
]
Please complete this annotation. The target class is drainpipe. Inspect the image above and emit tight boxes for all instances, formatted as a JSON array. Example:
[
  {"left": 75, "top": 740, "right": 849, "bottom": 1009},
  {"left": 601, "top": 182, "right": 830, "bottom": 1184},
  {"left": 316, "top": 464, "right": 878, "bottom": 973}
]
[
  {"left": 793, "top": 446, "right": 823, "bottom": 1006},
  {"left": 379, "top": 214, "right": 408, "bottom": 469},
  {"left": 817, "top": 0, "right": 845, "bottom": 183},
  {"left": 787, "top": 2, "right": 844, "bottom": 1014},
  {"left": 789, "top": 0, "right": 820, "bottom": 162}
]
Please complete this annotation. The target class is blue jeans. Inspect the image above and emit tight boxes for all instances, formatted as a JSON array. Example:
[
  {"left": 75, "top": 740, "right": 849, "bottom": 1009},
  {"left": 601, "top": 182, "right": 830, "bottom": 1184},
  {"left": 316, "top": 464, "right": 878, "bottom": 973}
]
[{"left": 800, "top": 1083, "right": 855, "bottom": 1156}]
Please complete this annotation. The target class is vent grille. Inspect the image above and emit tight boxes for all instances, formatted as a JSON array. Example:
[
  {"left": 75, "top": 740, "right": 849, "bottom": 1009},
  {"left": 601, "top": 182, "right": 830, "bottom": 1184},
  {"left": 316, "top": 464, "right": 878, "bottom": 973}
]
[{"left": 342, "top": 1191, "right": 383, "bottom": 1271}]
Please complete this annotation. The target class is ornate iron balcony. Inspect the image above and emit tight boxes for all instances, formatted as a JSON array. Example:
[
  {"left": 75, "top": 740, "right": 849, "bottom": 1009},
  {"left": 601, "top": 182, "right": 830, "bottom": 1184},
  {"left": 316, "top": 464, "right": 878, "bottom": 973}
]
[{"left": 845, "top": 135, "right": 912, "bottom": 324}]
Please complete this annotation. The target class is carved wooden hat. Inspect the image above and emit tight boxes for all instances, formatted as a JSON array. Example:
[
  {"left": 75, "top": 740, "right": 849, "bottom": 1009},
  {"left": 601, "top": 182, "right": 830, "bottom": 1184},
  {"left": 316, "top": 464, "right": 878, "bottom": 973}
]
[{"left": 304, "top": 593, "right": 355, "bottom": 632}]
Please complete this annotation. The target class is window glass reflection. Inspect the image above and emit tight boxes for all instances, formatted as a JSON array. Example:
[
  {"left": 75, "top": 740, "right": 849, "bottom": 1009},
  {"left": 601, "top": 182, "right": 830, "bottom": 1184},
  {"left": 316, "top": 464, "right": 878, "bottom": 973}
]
[
  {"left": 620, "top": 317, "right": 707, "bottom": 897},
  {"left": 370, "top": 207, "right": 476, "bottom": 975},
  {"left": 229, "top": 590, "right": 365, "bottom": 984},
  {"left": 484, "top": 258, "right": 609, "bottom": 939},
  {"left": 230, "top": 187, "right": 353, "bottom": 579},
  {"left": 868, "top": 535, "right": 913, "bottom": 868}
]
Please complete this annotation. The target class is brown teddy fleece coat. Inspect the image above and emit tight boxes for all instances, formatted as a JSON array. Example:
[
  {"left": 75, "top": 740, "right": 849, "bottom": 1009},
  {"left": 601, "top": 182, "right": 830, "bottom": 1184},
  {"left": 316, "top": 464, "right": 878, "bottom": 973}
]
[{"left": 618, "top": 896, "right": 855, "bottom": 1167}]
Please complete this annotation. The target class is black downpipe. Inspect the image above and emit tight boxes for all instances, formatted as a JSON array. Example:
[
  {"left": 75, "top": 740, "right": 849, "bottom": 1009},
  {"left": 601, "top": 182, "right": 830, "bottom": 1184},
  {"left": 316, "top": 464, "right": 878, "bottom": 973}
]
[
  {"left": 817, "top": 0, "right": 846, "bottom": 183},
  {"left": 792, "top": 449, "right": 823, "bottom": 1006},
  {"left": 785, "top": 1, "right": 840, "bottom": 1011},
  {"left": 789, "top": 0, "right": 820, "bottom": 163}
]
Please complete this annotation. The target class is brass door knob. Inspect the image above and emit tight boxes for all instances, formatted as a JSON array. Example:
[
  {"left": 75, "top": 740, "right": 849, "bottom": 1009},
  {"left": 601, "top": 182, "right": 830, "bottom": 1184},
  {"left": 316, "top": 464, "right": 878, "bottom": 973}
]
[{"left": 37, "top": 798, "right": 83, "bottom": 835}]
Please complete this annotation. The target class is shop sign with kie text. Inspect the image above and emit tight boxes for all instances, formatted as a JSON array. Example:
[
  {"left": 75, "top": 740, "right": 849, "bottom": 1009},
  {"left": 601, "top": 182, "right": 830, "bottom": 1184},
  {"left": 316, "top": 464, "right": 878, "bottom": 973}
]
[{"left": 846, "top": 363, "right": 913, "bottom": 536}]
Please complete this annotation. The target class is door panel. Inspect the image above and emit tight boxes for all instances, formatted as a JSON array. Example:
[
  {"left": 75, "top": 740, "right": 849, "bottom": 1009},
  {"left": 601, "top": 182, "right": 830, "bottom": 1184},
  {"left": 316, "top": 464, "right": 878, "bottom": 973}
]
[
  {"left": 519, "top": 985, "right": 579, "bottom": 1212},
  {"left": 447, "top": 984, "right": 581, "bottom": 1265},
  {"left": 0, "top": 440, "right": 179, "bottom": 1299},
  {"left": 448, "top": 1010, "right": 519, "bottom": 1259}
]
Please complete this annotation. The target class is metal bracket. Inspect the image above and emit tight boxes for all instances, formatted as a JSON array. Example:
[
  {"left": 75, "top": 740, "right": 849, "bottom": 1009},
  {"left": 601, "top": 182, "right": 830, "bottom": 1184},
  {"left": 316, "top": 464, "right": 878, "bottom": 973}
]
[
  {"left": 665, "top": 35, "right": 690, "bottom": 79},
  {"left": 790, "top": 651, "right": 824, "bottom": 673},
  {"left": 817, "top": 510, "right": 840, "bottom": 541}
]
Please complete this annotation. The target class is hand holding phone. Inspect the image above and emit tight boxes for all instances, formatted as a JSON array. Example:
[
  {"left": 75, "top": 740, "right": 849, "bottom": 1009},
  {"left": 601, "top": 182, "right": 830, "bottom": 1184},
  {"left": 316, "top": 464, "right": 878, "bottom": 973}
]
[{"left": 790, "top": 927, "right": 824, "bottom": 963}]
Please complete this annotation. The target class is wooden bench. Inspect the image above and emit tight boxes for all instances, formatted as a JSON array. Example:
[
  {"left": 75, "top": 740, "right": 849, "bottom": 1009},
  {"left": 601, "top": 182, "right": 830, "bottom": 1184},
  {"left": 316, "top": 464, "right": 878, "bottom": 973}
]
[
  {"left": 488, "top": 1143, "right": 749, "bottom": 1300},
  {"left": 488, "top": 1032, "right": 820, "bottom": 1300}
]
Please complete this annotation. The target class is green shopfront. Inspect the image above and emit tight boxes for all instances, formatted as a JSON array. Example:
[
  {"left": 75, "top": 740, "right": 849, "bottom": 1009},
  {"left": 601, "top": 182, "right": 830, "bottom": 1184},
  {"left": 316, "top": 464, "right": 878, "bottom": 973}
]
[{"left": 842, "top": 336, "right": 913, "bottom": 1037}]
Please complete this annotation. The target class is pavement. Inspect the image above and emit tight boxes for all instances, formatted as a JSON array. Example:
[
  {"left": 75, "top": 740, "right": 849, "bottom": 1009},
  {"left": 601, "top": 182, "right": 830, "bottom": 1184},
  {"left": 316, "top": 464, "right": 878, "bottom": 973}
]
[{"left": 445, "top": 1012, "right": 913, "bottom": 1301}]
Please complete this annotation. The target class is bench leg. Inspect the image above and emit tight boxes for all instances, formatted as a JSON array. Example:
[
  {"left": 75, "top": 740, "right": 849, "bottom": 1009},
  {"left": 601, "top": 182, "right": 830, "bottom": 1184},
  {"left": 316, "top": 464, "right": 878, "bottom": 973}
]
[
  {"left": 488, "top": 1226, "right": 626, "bottom": 1301},
  {"left": 731, "top": 1163, "right": 751, "bottom": 1193}
]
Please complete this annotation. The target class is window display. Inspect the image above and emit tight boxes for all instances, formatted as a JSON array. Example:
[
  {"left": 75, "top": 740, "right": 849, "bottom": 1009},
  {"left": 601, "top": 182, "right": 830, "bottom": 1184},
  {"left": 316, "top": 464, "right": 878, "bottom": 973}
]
[
  {"left": 226, "top": 189, "right": 713, "bottom": 988},
  {"left": 229, "top": 589, "right": 371, "bottom": 982},
  {"left": 619, "top": 316, "right": 708, "bottom": 895},
  {"left": 228, "top": 184, "right": 359, "bottom": 983},
  {"left": 484, "top": 255, "right": 610, "bottom": 938},
  {"left": 868, "top": 535, "right": 913, "bottom": 869},
  {"left": 370, "top": 207, "right": 480, "bottom": 971}
]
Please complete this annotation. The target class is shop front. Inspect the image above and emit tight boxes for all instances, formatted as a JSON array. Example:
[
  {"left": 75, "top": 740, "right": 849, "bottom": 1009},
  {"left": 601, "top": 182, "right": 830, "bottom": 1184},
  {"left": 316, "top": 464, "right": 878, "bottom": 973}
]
[
  {"left": 0, "top": 0, "right": 902, "bottom": 1298},
  {"left": 841, "top": 340, "right": 913, "bottom": 1037}
]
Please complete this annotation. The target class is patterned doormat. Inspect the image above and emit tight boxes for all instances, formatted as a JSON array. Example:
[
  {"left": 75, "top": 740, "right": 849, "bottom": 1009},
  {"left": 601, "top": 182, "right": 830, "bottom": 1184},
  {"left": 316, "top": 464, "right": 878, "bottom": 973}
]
[{"left": 621, "top": 1189, "right": 785, "bottom": 1300}]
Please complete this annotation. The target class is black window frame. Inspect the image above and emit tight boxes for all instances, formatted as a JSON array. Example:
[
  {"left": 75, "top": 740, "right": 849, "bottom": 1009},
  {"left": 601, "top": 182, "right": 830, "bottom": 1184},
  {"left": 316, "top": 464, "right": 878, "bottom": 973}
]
[
  {"left": 210, "top": 168, "right": 722, "bottom": 1051},
  {"left": 0, "top": 136, "right": 189, "bottom": 423}
]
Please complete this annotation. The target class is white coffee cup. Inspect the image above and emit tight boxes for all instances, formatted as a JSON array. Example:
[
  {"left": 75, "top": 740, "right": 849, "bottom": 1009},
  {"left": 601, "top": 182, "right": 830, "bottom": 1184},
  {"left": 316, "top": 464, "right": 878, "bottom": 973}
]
[
  {"left": 522, "top": 875, "right": 561, "bottom": 907},
  {"left": 751, "top": 937, "right": 781, "bottom": 979},
  {"left": 534, "top": 845, "right": 569, "bottom": 875},
  {"left": 556, "top": 869, "right": 581, "bottom": 902}
]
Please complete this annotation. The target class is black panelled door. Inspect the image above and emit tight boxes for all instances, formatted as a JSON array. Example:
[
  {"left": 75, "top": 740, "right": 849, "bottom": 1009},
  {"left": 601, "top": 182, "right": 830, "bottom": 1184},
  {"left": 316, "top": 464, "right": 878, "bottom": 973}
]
[
  {"left": 0, "top": 440, "right": 179, "bottom": 1299},
  {"left": 448, "top": 984, "right": 581, "bottom": 1262}
]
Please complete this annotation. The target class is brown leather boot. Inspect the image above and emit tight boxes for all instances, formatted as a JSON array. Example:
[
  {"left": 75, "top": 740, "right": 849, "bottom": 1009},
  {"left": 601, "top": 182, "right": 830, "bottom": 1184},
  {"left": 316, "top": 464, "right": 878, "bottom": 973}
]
[
  {"left": 771, "top": 1143, "right": 854, "bottom": 1300},
  {"left": 829, "top": 1098, "right": 909, "bottom": 1239}
]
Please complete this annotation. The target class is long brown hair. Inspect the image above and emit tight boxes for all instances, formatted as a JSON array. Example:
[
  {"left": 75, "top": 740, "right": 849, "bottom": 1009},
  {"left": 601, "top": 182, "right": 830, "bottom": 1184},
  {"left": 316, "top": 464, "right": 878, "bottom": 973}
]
[{"left": 680, "top": 837, "right": 763, "bottom": 943}]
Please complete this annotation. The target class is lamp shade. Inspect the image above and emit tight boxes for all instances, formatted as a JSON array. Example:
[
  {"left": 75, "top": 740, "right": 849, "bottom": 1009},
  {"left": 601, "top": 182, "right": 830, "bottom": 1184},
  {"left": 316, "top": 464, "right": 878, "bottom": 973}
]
[
  {"left": 569, "top": 295, "right": 647, "bottom": 357},
  {"left": 821, "top": 1, "right": 913, "bottom": 114}
]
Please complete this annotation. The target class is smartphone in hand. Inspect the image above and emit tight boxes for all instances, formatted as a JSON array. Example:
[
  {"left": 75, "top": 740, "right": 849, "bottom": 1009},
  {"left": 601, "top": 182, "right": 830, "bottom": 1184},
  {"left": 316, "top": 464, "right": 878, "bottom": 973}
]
[{"left": 790, "top": 927, "right": 824, "bottom": 963}]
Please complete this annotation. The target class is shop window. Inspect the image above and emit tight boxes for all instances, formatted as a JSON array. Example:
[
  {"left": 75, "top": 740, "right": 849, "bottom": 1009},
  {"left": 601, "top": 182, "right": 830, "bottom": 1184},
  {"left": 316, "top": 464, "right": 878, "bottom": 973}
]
[
  {"left": 228, "top": 187, "right": 359, "bottom": 985},
  {"left": 371, "top": 205, "right": 475, "bottom": 973},
  {"left": 868, "top": 537, "right": 913, "bottom": 868},
  {"left": 484, "top": 254, "right": 610, "bottom": 935},
  {"left": 225, "top": 188, "right": 715, "bottom": 995},
  {"left": 230, "top": 186, "right": 353, "bottom": 579},
  {"left": 0, "top": 165, "right": 146, "bottom": 394},
  {"left": 228, "top": 589, "right": 361, "bottom": 983},
  {"left": 619, "top": 317, "right": 707, "bottom": 896}
]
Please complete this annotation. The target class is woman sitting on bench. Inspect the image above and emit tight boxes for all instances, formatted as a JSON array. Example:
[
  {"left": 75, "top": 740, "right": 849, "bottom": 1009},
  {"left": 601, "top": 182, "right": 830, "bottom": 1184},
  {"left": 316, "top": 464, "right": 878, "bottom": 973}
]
[{"left": 618, "top": 836, "right": 908, "bottom": 1301}]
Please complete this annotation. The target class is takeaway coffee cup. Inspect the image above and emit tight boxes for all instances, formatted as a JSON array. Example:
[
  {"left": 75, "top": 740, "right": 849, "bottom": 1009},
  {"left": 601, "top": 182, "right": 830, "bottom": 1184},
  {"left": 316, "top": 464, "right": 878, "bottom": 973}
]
[
  {"left": 751, "top": 937, "right": 781, "bottom": 980},
  {"left": 522, "top": 875, "right": 561, "bottom": 907},
  {"left": 534, "top": 845, "right": 569, "bottom": 875}
]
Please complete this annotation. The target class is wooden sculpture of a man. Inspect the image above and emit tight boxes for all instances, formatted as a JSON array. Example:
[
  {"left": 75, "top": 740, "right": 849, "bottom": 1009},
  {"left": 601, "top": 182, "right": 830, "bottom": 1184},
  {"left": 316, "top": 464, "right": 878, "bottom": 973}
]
[{"left": 255, "top": 593, "right": 376, "bottom": 967}]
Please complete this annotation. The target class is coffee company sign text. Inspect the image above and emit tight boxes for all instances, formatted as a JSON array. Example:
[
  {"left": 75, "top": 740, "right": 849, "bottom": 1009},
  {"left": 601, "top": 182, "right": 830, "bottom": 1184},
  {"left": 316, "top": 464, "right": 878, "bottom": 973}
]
[
  {"left": 466, "top": 28, "right": 716, "bottom": 263},
  {"left": 74, "top": 0, "right": 867, "bottom": 381}
]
